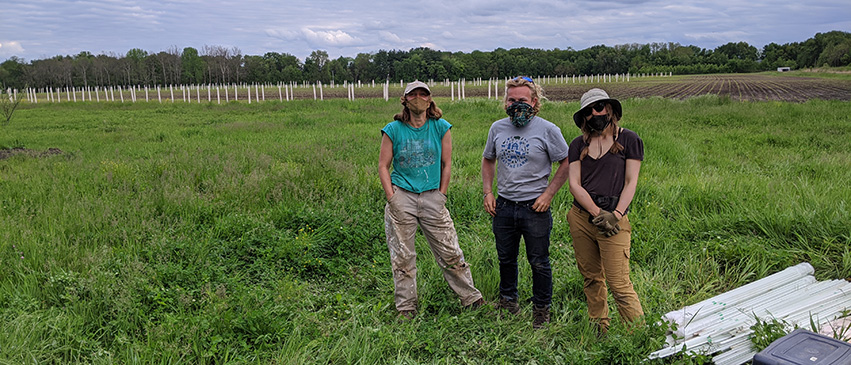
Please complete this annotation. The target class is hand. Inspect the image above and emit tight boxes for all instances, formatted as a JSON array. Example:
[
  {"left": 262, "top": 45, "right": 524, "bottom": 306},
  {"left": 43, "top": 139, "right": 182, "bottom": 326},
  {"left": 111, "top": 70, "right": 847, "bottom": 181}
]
[
  {"left": 600, "top": 223, "right": 620, "bottom": 237},
  {"left": 531, "top": 193, "right": 553, "bottom": 212},
  {"left": 483, "top": 192, "right": 496, "bottom": 217},
  {"left": 592, "top": 210, "right": 618, "bottom": 228},
  {"left": 593, "top": 210, "right": 620, "bottom": 237}
]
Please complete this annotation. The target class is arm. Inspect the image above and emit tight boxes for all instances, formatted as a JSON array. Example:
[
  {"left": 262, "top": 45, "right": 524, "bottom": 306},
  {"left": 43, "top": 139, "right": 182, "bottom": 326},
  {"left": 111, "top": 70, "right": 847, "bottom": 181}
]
[
  {"left": 378, "top": 133, "right": 395, "bottom": 200},
  {"left": 568, "top": 160, "right": 601, "bottom": 216},
  {"left": 613, "top": 159, "right": 641, "bottom": 220},
  {"left": 481, "top": 157, "right": 497, "bottom": 217},
  {"left": 439, "top": 130, "right": 452, "bottom": 195},
  {"left": 532, "top": 157, "right": 569, "bottom": 212}
]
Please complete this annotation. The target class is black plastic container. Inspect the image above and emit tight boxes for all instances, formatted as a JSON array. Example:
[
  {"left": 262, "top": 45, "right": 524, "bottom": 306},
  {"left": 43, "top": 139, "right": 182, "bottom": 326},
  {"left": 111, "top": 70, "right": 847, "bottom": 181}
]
[{"left": 753, "top": 328, "right": 851, "bottom": 365}]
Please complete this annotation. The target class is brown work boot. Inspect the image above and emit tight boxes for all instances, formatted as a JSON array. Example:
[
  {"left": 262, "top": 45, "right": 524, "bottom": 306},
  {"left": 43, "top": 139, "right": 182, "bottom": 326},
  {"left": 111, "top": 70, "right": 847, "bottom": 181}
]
[
  {"left": 594, "top": 322, "right": 609, "bottom": 339},
  {"left": 532, "top": 305, "right": 550, "bottom": 329},
  {"left": 465, "top": 297, "right": 485, "bottom": 310},
  {"left": 495, "top": 298, "right": 520, "bottom": 315},
  {"left": 397, "top": 309, "right": 417, "bottom": 322}
]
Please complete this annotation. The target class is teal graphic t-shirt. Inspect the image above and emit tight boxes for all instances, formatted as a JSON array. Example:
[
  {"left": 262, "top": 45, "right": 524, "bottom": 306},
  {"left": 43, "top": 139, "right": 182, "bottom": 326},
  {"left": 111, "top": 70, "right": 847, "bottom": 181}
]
[{"left": 381, "top": 118, "right": 452, "bottom": 193}]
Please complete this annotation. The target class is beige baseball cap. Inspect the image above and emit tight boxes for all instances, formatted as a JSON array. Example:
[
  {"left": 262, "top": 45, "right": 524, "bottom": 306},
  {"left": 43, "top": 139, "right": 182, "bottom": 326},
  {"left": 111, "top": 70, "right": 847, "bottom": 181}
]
[{"left": 403, "top": 81, "right": 431, "bottom": 96}]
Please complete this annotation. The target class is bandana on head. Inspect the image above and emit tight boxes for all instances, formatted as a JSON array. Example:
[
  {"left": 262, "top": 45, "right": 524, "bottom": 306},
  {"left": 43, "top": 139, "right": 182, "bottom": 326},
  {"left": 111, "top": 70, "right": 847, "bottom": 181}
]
[{"left": 506, "top": 101, "right": 535, "bottom": 127}]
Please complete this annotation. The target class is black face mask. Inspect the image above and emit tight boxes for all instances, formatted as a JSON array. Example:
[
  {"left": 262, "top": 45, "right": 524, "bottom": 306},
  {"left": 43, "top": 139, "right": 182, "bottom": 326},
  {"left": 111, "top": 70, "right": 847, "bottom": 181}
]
[{"left": 586, "top": 115, "right": 611, "bottom": 132}]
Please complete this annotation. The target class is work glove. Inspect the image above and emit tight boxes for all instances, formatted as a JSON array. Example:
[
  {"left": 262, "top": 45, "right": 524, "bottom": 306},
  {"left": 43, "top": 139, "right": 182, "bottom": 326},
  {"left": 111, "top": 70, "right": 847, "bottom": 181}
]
[
  {"left": 592, "top": 211, "right": 620, "bottom": 237},
  {"left": 600, "top": 223, "right": 620, "bottom": 237}
]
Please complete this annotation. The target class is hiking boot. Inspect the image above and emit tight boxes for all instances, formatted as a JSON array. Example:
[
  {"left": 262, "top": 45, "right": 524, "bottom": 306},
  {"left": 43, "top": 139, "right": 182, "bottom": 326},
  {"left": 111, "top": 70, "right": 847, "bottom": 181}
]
[
  {"left": 397, "top": 310, "right": 416, "bottom": 322},
  {"left": 594, "top": 322, "right": 609, "bottom": 339},
  {"left": 532, "top": 305, "right": 550, "bottom": 329},
  {"left": 465, "top": 298, "right": 485, "bottom": 310},
  {"left": 495, "top": 298, "right": 520, "bottom": 315}
]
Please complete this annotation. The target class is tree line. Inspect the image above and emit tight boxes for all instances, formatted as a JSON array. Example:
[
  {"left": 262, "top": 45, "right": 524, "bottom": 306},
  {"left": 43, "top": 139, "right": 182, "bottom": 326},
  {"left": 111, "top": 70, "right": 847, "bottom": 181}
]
[{"left": 1, "top": 31, "right": 849, "bottom": 90}]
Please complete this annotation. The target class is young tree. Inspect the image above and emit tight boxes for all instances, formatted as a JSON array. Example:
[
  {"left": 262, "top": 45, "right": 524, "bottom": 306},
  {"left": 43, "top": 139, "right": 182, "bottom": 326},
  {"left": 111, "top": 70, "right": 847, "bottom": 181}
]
[{"left": 1, "top": 90, "right": 23, "bottom": 127}]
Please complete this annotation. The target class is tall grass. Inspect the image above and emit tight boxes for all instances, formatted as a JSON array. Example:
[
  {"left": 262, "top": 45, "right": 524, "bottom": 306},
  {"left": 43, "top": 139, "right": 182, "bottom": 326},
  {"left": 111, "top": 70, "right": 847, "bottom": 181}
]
[{"left": 1, "top": 96, "right": 849, "bottom": 363}]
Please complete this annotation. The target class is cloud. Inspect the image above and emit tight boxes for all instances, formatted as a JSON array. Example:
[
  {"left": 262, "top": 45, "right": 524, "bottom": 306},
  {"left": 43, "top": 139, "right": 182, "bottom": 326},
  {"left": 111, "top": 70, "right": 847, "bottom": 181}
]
[
  {"left": 266, "top": 27, "right": 365, "bottom": 48},
  {"left": 0, "top": 41, "right": 26, "bottom": 58},
  {"left": 301, "top": 28, "right": 363, "bottom": 47},
  {"left": 363, "top": 20, "right": 400, "bottom": 31},
  {"left": 1, "top": 0, "right": 846, "bottom": 62},
  {"left": 266, "top": 28, "right": 301, "bottom": 41},
  {"left": 684, "top": 31, "right": 751, "bottom": 44},
  {"left": 379, "top": 31, "right": 403, "bottom": 43}
]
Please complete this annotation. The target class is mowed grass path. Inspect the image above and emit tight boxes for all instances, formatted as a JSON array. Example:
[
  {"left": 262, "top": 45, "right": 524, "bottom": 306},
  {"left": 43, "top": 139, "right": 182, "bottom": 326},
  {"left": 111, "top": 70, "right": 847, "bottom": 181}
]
[{"left": 1, "top": 96, "right": 849, "bottom": 363}]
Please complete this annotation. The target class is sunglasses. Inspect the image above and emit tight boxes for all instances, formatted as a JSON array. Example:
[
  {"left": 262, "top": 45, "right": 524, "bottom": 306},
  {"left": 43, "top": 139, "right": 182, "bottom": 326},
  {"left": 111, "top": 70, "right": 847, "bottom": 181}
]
[
  {"left": 586, "top": 101, "right": 607, "bottom": 114},
  {"left": 513, "top": 76, "right": 534, "bottom": 83}
]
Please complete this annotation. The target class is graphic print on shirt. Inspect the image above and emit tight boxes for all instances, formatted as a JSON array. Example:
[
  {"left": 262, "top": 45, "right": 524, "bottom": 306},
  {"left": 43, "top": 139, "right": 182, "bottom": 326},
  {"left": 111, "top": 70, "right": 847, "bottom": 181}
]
[
  {"left": 499, "top": 136, "right": 529, "bottom": 168},
  {"left": 396, "top": 139, "right": 436, "bottom": 169}
]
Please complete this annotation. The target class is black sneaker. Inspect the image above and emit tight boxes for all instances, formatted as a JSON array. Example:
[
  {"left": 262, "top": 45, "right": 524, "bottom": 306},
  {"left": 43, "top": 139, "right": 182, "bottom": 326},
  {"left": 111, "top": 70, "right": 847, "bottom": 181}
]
[
  {"left": 532, "top": 305, "right": 550, "bottom": 329},
  {"left": 496, "top": 298, "right": 520, "bottom": 315}
]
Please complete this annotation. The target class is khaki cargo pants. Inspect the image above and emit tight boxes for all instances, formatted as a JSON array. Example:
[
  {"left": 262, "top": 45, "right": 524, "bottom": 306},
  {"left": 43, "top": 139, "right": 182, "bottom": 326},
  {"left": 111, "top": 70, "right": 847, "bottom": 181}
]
[
  {"left": 567, "top": 206, "right": 644, "bottom": 330},
  {"left": 384, "top": 187, "right": 482, "bottom": 311}
]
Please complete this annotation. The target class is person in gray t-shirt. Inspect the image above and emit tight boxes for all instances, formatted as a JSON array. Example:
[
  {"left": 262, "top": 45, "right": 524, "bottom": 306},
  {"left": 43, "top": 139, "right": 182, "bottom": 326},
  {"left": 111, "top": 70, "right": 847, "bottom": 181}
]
[{"left": 481, "top": 76, "right": 569, "bottom": 329}]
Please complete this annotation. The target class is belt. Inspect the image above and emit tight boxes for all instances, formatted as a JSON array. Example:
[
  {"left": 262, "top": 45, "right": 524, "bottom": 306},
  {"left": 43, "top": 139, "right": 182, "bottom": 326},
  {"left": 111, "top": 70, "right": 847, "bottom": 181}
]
[
  {"left": 573, "top": 194, "right": 622, "bottom": 213},
  {"left": 497, "top": 196, "right": 537, "bottom": 208},
  {"left": 571, "top": 205, "right": 597, "bottom": 224}
]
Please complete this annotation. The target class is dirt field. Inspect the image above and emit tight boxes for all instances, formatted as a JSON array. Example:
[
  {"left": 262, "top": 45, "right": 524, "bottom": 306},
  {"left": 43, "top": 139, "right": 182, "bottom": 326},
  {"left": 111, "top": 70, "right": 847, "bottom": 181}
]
[
  {"left": 573, "top": 74, "right": 851, "bottom": 102},
  {"left": 0, "top": 147, "right": 63, "bottom": 160},
  {"left": 311, "top": 74, "right": 851, "bottom": 103}
]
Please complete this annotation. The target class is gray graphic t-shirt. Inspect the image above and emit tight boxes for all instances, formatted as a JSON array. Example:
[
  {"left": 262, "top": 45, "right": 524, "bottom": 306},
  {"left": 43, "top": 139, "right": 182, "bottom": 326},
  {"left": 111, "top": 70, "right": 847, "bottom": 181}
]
[{"left": 483, "top": 116, "right": 569, "bottom": 202}]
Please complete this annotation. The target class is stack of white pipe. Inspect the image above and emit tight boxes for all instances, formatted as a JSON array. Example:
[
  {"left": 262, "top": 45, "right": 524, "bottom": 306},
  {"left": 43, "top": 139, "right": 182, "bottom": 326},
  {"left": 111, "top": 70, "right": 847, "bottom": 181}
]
[{"left": 649, "top": 262, "right": 851, "bottom": 364}]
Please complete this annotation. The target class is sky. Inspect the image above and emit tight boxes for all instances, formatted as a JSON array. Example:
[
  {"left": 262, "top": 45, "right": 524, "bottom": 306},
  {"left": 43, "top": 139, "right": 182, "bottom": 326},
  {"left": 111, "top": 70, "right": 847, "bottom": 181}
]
[{"left": 1, "top": 0, "right": 849, "bottom": 63}]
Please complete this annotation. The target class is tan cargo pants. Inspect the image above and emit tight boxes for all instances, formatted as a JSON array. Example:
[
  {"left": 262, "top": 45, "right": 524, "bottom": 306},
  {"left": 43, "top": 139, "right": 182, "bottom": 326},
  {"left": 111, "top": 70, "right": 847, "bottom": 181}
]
[
  {"left": 567, "top": 206, "right": 644, "bottom": 330},
  {"left": 384, "top": 187, "right": 483, "bottom": 311}
]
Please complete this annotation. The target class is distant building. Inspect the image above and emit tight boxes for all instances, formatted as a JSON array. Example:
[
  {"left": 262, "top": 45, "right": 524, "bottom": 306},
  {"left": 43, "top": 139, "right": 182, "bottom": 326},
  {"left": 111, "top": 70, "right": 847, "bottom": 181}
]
[{"left": 777, "top": 67, "right": 791, "bottom": 72}]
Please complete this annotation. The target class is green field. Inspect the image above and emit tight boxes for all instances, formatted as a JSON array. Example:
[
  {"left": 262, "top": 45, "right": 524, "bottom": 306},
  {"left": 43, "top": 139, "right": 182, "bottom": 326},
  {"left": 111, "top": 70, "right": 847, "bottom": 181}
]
[{"left": 1, "top": 96, "right": 850, "bottom": 363}]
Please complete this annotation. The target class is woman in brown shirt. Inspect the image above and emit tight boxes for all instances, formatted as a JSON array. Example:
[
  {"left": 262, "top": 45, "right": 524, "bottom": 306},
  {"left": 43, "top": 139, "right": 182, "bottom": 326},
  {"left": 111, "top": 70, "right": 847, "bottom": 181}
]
[{"left": 566, "top": 88, "right": 645, "bottom": 336}]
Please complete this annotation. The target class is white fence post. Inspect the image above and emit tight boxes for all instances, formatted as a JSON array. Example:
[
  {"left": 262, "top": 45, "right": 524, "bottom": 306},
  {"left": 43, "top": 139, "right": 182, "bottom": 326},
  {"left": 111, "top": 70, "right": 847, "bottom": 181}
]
[{"left": 494, "top": 79, "right": 498, "bottom": 99}]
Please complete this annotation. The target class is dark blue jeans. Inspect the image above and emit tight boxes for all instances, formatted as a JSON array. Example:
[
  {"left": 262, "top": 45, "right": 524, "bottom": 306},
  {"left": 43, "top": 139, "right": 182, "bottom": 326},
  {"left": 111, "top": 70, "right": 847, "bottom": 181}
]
[{"left": 492, "top": 196, "right": 553, "bottom": 307}]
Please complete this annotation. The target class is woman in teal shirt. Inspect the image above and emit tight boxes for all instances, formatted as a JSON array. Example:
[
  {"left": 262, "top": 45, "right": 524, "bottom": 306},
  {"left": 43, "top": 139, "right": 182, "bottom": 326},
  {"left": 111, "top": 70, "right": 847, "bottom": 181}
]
[{"left": 379, "top": 81, "right": 483, "bottom": 321}]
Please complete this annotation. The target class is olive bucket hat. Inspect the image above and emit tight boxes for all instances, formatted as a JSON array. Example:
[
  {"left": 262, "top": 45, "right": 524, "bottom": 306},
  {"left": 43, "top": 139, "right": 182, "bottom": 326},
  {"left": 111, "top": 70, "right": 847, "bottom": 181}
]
[{"left": 573, "top": 88, "right": 622, "bottom": 129}]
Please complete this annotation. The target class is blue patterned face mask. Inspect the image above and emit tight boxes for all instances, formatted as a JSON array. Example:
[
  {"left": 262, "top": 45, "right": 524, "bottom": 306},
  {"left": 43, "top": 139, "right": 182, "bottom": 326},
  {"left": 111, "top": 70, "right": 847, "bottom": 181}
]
[{"left": 506, "top": 101, "right": 535, "bottom": 127}]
